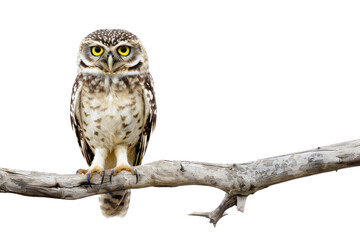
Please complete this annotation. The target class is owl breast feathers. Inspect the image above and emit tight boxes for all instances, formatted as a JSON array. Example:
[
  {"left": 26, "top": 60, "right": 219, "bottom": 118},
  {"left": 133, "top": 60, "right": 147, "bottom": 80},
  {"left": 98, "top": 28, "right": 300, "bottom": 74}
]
[{"left": 70, "top": 29, "right": 156, "bottom": 217}]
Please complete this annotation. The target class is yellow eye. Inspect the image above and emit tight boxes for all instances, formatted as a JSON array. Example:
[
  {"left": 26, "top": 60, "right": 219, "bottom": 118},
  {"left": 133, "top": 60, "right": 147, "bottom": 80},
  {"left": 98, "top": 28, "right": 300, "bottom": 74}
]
[
  {"left": 91, "top": 46, "right": 104, "bottom": 56},
  {"left": 118, "top": 46, "right": 130, "bottom": 56}
]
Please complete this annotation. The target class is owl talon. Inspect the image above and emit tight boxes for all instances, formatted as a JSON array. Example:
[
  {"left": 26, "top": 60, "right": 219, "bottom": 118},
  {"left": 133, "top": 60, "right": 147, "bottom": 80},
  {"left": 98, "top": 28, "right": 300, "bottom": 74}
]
[
  {"left": 76, "top": 169, "right": 87, "bottom": 175},
  {"left": 109, "top": 166, "right": 138, "bottom": 183},
  {"left": 109, "top": 169, "right": 115, "bottom": 183},
  {"left": 86, "top": 173, "right": 92, "bottom": 188},
  {"left": 101, "top": 170, "right": 105, "bottom": 184},
  {"left": 76, "top": 167, "right": 105, "bottom": 187},
  {"left": 134, "top": 169, "right": 138, "bottom": 183}
]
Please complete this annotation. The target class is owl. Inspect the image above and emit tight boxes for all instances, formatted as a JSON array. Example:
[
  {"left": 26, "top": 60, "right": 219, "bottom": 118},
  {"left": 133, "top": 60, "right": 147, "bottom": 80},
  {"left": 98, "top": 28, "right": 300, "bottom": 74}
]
[{"left": 70, "top": 29, "right": 156, "bottom": 217}]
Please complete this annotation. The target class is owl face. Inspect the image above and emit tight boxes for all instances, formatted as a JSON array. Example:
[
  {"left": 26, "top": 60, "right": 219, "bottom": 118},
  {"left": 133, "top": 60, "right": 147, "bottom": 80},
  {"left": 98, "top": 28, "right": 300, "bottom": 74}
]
[{"left": 77, "top": 29, "right": 148, "bottom": 75}]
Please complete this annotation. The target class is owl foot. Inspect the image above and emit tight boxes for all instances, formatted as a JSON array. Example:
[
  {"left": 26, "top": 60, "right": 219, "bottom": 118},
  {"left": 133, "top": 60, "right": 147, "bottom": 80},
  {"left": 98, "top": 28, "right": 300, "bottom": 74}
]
[
  {"left": 110, "top": 165, "right": 138, "bottom": 184},
  {"left": 76, "top": 167, "right": 105, "bottom": 187}
]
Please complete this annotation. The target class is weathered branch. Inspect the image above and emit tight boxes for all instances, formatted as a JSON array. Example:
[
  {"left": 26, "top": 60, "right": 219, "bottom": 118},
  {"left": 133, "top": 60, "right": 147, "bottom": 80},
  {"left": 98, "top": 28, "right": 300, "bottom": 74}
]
[{"left": 1, "top": 139, "right": 360, "bottom": 226}]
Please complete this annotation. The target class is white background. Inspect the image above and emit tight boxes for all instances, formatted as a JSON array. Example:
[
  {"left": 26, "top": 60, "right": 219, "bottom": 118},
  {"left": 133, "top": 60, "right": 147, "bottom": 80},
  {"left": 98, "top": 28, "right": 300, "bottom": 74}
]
[{"left": 0, "top": 0, "right": 359, "bottom": 239}]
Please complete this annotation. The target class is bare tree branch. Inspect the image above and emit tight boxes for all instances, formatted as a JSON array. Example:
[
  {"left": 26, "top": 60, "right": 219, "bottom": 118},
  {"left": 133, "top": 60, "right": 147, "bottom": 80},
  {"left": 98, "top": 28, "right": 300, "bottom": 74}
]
[{"left": 1, "top": 139, "right": 360, "bottom": 226}]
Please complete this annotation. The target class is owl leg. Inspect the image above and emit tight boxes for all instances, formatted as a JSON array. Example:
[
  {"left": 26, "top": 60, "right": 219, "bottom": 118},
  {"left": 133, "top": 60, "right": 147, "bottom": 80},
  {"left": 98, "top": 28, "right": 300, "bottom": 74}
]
[
  {"left": 77, "top": 148, "right": 108, "bottom": 186},
  {"left": 110, "top": 145, "right": 138, "bottom": 183}
]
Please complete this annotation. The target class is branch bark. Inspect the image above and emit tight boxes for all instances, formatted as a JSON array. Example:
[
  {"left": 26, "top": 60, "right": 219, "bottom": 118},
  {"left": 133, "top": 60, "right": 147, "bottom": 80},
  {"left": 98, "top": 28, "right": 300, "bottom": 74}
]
[{"left": 1, "top": 139, "right": 360, "bottom": 226}]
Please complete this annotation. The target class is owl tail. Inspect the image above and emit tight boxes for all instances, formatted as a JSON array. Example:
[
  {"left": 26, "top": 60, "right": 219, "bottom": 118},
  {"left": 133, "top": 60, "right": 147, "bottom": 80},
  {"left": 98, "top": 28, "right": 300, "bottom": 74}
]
[{"left": 99, "top": 190, "right": 131, "bottom": 217}]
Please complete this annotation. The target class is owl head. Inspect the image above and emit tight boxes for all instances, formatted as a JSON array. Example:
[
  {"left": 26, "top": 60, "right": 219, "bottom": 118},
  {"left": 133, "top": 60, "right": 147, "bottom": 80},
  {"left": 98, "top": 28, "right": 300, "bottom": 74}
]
[{"left": 77, "top": 29, "right": 149, "bottom": 75}]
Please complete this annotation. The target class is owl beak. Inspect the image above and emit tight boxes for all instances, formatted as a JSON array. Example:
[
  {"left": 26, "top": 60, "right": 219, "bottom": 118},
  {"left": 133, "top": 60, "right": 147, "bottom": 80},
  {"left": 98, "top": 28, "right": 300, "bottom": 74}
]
[{"left": 107, "top": 54, "right": 114, "bottom": 71}]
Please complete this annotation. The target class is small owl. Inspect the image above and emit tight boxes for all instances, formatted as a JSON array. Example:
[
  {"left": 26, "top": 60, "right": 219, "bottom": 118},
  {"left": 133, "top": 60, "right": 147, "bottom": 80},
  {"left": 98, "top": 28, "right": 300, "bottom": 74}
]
[{"left": 70, "top": 29, "right": 156, "bottom": 217}]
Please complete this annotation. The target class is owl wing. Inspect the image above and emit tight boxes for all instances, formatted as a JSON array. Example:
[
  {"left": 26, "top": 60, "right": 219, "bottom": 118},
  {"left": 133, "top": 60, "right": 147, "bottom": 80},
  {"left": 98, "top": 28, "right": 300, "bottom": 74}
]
[
  {"left": 70, "top": 75, "right": 94, "bottom": 166},
  {"left": 132, "top": 73, "right": 157, "bottom": 166}
]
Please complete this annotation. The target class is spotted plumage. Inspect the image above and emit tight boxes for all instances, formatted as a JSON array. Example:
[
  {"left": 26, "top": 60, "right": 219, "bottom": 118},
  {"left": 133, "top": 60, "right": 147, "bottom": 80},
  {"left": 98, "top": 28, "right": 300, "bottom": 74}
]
[
  {"left": 85, "top": 29, "right": 138, "bottom": 46},
  {"left": 70, "top": 29, "right": 156, "bottom": 217}
]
